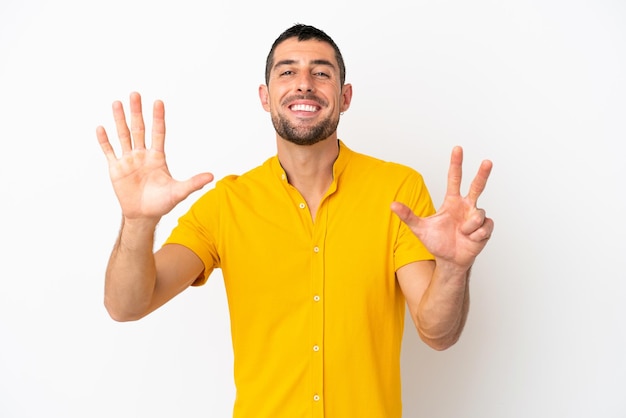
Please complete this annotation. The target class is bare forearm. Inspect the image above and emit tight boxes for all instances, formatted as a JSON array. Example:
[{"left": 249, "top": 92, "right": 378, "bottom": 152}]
[
  {"left": 417, "top": 264, "right": 471, "bottom": 350},
  {"left": 104, "top": 217, "right": 159, "bottom": 321}
]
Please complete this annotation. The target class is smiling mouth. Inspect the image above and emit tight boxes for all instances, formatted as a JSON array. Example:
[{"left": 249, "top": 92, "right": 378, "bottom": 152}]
[{"left": 290, "top": 104, "right": 319, "bottom": 112}]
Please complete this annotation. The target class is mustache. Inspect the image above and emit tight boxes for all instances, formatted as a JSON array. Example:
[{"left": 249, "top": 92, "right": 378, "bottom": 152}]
[{"left": 281, "top": 94, "right": 327, "bottom": 107}]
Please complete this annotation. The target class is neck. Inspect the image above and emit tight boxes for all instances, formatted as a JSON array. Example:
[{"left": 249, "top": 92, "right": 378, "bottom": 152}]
[{"left": 276, "top": 137, "right": 339, "bottom": 217}]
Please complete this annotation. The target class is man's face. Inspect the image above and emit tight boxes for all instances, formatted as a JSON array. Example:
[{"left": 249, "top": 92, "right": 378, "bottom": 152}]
[{"left": 260, "top": 38, "right": 351, "bottom": 146}]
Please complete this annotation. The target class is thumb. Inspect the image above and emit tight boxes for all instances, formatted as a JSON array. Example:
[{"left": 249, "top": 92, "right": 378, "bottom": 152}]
[
  {"left": 172, "top": 172, "right": 214, "bottom": 202},
  {"left": 390, "top": 201, "right": 423, "bottom": 229},
  {"left": 188, "top": 172, "right": 215, "bottom": 192}
]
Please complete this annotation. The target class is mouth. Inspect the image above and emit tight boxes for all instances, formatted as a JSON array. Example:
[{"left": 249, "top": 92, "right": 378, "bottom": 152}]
[{"left": 289, "top": 103, "right": 320, "bottom": 113}]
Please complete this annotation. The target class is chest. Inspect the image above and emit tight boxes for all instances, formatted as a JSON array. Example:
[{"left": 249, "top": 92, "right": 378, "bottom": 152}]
[{"left": 217, "top": 187, "right": 399, "bottom": 301}]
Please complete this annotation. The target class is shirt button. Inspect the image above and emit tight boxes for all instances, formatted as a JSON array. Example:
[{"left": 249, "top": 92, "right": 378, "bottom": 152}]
[
  {"left": 313, "top": 345, "right": 320, "bottom": 352},
  {"left": 313, "top": 394, "right": 320, "bottom": 402},
  {"left": 313, "top": 246, "right": 320, "bottom": 253},
  {"left": 313, "top": 295, "right": 320, "bottom": 302},
  {"left": 299, "top": 202, "right": 306, "bottom": 209}
]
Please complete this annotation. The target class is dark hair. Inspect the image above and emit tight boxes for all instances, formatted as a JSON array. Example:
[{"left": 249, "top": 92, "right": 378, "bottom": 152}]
[{"left": 264, "top": 24, "right": 346, "bottom": 86}]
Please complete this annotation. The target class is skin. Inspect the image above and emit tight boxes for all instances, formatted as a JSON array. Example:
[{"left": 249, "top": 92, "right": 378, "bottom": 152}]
[
  {"left": 96, "top": 38, "right": 494, "bottom": 351},
  {"left": 258, "top": 38, "right": 352, "bottom": 218},
  {"left": 393, "top": 148, "right": 493, "bottom": 349}
]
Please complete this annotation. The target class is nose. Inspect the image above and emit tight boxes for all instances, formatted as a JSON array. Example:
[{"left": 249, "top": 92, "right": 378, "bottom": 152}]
[{"left": 296, "top": 73, "right": 314, "bottom": 93}]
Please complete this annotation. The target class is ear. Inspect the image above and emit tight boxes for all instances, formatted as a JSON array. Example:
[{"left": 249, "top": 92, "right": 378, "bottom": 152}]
[
  {"left": 258, "top": 85, "right": 271, "bottom": 112},
  {"left": 340, "top": 83, "right": 353, "bottom": 113}
]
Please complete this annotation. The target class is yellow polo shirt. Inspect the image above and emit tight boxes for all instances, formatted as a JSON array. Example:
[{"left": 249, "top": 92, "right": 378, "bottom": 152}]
[{"left": 164, "top": 141, "right": 435, "bottom": 418}]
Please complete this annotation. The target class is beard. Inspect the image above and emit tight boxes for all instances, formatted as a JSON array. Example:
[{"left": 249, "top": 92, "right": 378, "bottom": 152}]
[{"left": 271, "top": 96, "right": 340, "bottom": 146}]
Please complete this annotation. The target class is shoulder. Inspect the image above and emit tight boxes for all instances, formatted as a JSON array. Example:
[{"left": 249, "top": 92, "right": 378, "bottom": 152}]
[
  {"left": 213, "top": 155, "right": 277, "bottom": 190},
  {"left": 342, "top": 144, "right": 425, "bottom": 183}
]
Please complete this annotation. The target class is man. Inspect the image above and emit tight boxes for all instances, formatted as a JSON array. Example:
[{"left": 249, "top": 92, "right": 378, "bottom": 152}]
[{"left": 97, "top": 24, "right": 493, "bottom": 418}]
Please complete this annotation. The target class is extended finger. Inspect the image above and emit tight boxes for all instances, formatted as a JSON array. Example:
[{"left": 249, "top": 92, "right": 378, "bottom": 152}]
[
  {"left": 171, "top": 172, "right": 215, "bottom": 203},
  {"left": 129, "top": 92, "right": 146, "bottom": 150},
  {"left": 96, "top": 126, "right": 118, "bottom": 163},
  {"left": 390, "top": 201, "right": 423, "bottom": 230},
  {"left": 446, "top": 146, "right": 463, "bottom": 198},
  {"left": 112, "top": 100, "right": 132, "bottom": 153},
  {"left": 151, "top": 99, "right": 166, "bottom": 152},
  {"left": 467, "top": 159, "right": 493, "bottom": 205}
]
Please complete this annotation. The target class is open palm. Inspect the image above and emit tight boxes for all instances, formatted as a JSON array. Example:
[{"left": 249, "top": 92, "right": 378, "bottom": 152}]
[
  {"left": 96, "top": 92, "right": 213, "bottom": 220},
  {"left": 391, "top": 146, "right": 494, "bottom": 270}
]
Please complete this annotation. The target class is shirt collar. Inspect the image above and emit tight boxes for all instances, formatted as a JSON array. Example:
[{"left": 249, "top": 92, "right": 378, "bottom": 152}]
[{"left": 270, "top": 139, "right": 353, "bottom": 188}]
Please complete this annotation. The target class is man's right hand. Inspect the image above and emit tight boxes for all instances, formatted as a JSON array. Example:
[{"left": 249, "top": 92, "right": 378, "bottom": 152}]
[{"left": 96, "top": 91, "right": 214, "bottom": 221}]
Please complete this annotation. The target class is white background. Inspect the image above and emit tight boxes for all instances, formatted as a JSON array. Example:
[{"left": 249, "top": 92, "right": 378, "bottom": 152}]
[{"left": 1, "top": 0, "right": 625, "bottom": 417}]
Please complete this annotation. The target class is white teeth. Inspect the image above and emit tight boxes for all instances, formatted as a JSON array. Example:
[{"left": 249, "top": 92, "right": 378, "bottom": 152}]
[{"left": 291, "top": 104, "right": 317, "bottom": 112}]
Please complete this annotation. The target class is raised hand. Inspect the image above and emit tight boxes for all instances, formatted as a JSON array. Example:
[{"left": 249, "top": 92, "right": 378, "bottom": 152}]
[
  {"left": 391, "top": 146, "right": 494, "bottom": 271},
  {"left": 96, "top": 92, "right": 214, "bottom": 221}
]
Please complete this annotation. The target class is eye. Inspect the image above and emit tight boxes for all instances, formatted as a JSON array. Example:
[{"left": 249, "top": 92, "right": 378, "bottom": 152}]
[
  {"left": 280, "top": 70, "right": 295, "bottom": 77},
  {"left": 314, "top": 71, "right": 330, "bottom": 78}
]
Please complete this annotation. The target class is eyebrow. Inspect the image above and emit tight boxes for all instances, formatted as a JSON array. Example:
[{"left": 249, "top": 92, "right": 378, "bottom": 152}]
[{"left": 274, "top": 59, "right": 336, "bottom": 71}]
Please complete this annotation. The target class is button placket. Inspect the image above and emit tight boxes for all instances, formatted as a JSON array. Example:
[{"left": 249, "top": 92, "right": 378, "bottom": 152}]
[{"left": 310, "top": 196, "right": 330, "bottom": 416}]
